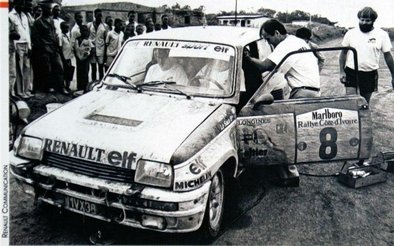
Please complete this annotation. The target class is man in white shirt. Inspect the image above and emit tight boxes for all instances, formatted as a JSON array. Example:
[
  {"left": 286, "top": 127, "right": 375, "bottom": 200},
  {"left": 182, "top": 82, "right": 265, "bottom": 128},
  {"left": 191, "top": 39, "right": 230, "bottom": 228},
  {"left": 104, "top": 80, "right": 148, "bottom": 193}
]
[
  {"left": 339, "top": 7, "right": 394, "bottom": 103},
  {"left": 9, "top": 0, "right": 32, "bottom": 98},
  {"left": 145, "top": 49, "right": 188, "bottom": 85},
  {"left": 245, "top": 19, "right": 320, "bottom": 99},
  {"left": 193, "top": 59, "right": 230, "bottom": 92},
  {"left": 70, "top": 11, "right": 83, "bottom": 47},
  {"left": 88, "top": 8, "right": 108, "bottom": 80},
  {"left": 105, "top": 19, "right": 124, "bottom": 70},
  {"left": 52, "top": 4, "right": 64, "bottom": 46},
  {"left": 60, "top": 21, "right": 74, "bottom": 93},
  {"left": 244, "top": 19, "right": 321, "bottom": 187}
]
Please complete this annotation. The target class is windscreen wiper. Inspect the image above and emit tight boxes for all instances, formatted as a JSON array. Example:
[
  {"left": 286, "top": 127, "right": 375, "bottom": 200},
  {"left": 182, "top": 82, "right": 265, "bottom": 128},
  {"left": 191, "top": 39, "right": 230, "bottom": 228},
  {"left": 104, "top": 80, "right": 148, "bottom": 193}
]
[
  {"left": 106, "top": 73, "right": 137, "bottom": 89},
  {"left": 141, "top": 81, "right": 191, "bottom": 98},
  {"left": 138, "top": 80, "right": 176, "bottom": 87}
]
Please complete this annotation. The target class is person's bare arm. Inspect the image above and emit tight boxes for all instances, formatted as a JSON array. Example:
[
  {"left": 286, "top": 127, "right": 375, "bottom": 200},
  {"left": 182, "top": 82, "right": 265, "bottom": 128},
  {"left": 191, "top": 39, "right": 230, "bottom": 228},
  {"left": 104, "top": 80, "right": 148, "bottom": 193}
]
[
  {"left": 245, "top": 55, "right": 276, "bottom": 73},
  {"left": 339, "top": 50, "right": 348, "bottom": 83},
  {"left": 383, "top": 51, "right": 394, "bottom": 89}
]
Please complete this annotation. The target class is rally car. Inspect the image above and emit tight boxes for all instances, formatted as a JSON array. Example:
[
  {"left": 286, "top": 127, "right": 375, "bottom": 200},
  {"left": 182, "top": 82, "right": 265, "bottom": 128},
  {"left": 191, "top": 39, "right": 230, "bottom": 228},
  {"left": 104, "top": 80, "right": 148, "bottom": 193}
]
[{"left": 10, "top": 26, "right": 372, "bottom": 240}]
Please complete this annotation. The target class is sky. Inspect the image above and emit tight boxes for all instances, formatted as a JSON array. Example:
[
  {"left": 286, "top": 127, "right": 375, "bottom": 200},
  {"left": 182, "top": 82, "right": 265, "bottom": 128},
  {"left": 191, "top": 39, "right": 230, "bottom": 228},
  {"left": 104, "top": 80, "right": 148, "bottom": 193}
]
[{"left": 62, "top": 0, "right": 394, "bottom": 28}]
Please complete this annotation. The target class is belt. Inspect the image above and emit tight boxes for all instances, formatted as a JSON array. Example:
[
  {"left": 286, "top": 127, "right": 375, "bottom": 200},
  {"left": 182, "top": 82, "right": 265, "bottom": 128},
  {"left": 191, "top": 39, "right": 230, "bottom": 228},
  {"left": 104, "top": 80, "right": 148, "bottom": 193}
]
[{"left": 291, "top": 86, "right": 320, "bottom": 92}]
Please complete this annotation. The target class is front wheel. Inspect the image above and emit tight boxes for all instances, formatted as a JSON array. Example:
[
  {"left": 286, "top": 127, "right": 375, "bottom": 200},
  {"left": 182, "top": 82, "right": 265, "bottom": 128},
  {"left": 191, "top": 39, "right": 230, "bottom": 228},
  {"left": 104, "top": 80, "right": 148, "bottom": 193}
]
[{"left": 199, "top": 168, "right": 226, "bottom": 241}]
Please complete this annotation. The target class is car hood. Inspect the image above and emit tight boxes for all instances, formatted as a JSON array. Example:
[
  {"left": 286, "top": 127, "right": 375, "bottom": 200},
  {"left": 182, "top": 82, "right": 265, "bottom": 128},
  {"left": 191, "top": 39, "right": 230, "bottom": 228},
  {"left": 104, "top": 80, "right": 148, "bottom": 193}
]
[{"left": 25, "top": 90, "right": 219, "bottom": 166}]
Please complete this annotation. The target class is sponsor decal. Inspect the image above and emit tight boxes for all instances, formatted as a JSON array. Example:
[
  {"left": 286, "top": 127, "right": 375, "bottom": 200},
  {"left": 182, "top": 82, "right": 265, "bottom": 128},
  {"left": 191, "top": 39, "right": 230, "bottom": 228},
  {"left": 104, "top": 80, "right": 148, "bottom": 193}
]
[
  {"left": 297, "top": 108, "right": 358, "bottom": 129},
  {"left": 44, "top": 139, "right": 136, "bottom": 169},
  {"left": 237, "top": 118, "right": 271, "bottom": 126},
  {"left": 243, "top": 148, "right": 268, "bottom": 158},
  {"left": 138, "top": 40, "right": 235, "bottom": 56},
  {"left": 189, "top": 157, "right": 207, "bottom": 175},
  {"left": 296, "top": 108, "right": 360, "bottom": 161},
  {"left": 214, "top": 45, "right": 229, "bottom": 53},
  {"left": 216, "top": 111, "right": 236, "bottom": 131},
  {"left": 175, "top": 171, "right": 212, "bottom": 191},
  {"left": 276, "top": 123, "right": 288, "bottom": 134},
  {"left": 143, "top": 41, "right": 180, "bottom": 48}
]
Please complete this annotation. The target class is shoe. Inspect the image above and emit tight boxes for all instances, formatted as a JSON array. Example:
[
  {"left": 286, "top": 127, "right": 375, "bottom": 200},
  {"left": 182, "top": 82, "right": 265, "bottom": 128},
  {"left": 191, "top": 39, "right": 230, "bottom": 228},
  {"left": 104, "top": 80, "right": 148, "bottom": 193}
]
[
  {"left": 25, "top": 92, "right": 34, "bottom": 98},
  {"left": 61, "top": 88, "right": 70, "bottom": 95},
  {"left": 20, "top": 94, "right": 31, "bottom": 99},
  {"left": 273, "top": 165, "right": 300, "bottom": 187}
]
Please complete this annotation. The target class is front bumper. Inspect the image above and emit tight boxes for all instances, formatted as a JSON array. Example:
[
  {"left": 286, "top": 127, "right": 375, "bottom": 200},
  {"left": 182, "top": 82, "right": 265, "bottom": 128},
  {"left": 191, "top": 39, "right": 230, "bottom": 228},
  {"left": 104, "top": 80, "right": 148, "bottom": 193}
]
[{"left": 10, "top": 153, "right": 210, "bottom": 233}]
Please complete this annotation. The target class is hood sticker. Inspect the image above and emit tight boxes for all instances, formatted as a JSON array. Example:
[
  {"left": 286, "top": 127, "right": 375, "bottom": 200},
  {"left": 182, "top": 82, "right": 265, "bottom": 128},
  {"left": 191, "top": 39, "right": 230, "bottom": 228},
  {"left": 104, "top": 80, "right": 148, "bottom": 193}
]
[{"left": 44, "top": 139, "right": 137, "bottom": 169}]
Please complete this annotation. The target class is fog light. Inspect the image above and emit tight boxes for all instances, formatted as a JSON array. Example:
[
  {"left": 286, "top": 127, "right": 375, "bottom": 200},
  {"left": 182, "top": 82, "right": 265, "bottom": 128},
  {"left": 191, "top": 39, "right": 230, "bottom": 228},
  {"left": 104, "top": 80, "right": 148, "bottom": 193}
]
[
  {"left": 141, "top": 215, "right": 166, "bottom": 230},
  {"left": 21, "top": 183, "right": 35, "bottom": 197}
]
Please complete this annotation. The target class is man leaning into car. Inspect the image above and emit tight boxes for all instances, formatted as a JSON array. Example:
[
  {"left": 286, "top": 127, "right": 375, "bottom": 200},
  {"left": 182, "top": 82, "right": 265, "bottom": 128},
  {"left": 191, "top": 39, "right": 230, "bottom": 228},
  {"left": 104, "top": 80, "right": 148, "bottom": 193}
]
[{"left": 243, "top": 19, "right": 320, "bottom": 186}]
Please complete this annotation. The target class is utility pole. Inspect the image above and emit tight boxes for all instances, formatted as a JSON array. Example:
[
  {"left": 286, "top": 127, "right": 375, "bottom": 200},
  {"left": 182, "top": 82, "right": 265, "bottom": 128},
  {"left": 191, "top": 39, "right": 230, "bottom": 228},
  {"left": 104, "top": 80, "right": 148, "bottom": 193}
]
[{"left": 234, "top": 0, "right": 237, "bottom": 26}]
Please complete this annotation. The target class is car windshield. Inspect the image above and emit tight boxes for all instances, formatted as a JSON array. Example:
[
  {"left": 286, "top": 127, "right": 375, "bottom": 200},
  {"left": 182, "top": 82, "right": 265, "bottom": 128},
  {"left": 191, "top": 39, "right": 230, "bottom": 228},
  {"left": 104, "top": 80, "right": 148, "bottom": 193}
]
[{"left": 105, "top": 40, "right": 236, "bottom": 98}]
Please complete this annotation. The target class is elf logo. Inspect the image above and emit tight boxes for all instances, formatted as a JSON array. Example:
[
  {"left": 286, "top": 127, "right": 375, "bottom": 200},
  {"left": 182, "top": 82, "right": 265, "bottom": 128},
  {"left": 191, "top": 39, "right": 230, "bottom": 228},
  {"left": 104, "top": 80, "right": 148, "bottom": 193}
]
[
  {"left": 43, "top": 139, "right": 136, "bottom": 169},
  {"left": 189, "top": 157, "right": 207, "bottom": 175}
]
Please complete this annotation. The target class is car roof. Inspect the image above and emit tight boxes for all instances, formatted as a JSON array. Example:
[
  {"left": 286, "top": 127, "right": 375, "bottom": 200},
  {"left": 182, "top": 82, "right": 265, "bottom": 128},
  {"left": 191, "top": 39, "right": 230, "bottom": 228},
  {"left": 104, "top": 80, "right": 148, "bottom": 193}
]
[{"left": 132, "top": 26, "right": 261, "bottom": 47}]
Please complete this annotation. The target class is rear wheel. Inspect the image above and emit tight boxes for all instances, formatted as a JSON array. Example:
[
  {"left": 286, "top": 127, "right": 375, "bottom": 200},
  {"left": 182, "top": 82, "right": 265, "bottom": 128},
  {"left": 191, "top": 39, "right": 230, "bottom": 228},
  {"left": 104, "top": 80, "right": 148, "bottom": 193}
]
[{"left": 199, "top": 168, "right": 226, "bottom": 241}]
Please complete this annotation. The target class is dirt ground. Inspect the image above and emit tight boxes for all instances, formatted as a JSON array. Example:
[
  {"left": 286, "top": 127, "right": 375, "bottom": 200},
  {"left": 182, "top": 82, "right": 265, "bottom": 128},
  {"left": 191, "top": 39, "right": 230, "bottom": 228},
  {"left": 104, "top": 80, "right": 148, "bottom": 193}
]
[{"left": 9, "top": 39, "right": 394, "bottom": 245}]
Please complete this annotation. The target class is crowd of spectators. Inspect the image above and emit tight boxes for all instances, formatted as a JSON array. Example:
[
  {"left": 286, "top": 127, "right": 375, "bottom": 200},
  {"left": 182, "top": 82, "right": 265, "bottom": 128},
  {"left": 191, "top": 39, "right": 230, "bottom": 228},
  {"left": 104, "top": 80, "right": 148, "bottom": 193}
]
[{"left": 9, "top": 0, "right": 173, "bottom": 98}]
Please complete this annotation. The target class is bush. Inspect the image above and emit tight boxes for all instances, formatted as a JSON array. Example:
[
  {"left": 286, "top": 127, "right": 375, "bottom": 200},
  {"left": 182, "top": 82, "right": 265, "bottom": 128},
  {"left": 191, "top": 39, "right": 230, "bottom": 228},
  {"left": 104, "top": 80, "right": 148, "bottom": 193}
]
[{"left": 285, "top": 23, "right": 344, "bottom": 44}]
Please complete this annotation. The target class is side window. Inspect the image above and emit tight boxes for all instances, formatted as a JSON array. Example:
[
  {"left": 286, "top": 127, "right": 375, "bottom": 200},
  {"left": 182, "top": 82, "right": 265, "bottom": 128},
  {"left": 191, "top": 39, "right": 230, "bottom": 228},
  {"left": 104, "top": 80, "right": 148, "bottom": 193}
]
[
  {"left": 238, "top": 42, "right": 264, "bottom": 112},
  {"left": 257, "top": 39, "right": 272, "bottom": 60}
]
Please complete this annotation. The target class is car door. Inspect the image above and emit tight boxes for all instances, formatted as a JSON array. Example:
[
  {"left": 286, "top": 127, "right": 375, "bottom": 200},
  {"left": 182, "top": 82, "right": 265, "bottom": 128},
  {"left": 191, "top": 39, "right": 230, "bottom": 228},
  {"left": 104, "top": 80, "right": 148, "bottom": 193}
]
[
  {"left": 236, "top": 45, "right": 373, "bottom": 167},
  {"left": 236, "top": 95, "right": 372, "bottom": 167}
]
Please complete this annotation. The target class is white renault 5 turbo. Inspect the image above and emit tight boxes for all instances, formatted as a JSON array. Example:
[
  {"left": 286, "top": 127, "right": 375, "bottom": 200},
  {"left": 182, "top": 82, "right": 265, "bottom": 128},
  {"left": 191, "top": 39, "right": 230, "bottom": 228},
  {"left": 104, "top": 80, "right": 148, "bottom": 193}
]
[{"left": 10, "top": 26, "right": 372, "bottom": 240}]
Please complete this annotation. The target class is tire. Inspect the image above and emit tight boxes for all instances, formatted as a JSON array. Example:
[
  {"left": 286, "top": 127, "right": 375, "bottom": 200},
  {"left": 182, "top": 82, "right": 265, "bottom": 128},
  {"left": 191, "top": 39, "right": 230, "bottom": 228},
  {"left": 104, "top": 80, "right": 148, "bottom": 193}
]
[{"left": 198, "top": 168, "right": 226, "bottom": 242}]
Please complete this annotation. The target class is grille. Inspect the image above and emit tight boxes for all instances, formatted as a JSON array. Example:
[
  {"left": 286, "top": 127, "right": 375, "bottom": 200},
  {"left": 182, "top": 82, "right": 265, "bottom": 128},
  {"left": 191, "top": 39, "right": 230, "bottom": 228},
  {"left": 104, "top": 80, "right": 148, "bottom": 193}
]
[{"left": 43, "top": 152, "right": 135, "bottom": 183}]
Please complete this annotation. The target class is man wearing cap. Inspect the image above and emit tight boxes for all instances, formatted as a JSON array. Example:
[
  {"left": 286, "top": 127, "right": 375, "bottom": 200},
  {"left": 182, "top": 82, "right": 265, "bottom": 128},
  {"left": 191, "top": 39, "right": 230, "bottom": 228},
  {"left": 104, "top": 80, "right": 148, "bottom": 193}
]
[{"left": 339, "top": 7, "right": 394, "bottom": 103}]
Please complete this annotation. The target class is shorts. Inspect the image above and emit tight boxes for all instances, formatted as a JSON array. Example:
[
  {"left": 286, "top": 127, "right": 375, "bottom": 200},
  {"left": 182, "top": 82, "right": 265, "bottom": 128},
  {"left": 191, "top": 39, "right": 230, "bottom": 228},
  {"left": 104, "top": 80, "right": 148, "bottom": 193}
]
[{"left": 344, "top": 67, "right": 378, "bottom": 94}]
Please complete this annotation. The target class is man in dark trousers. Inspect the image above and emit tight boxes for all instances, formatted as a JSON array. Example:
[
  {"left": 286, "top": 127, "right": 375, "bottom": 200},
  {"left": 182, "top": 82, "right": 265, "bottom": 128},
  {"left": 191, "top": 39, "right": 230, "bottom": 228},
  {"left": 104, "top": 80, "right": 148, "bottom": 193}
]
[
  {"left": 31, "top": 0, "right": 64, "bottom": 93},
  {"left": 244, "top": 19, "right": 320, "bottom": 186}
]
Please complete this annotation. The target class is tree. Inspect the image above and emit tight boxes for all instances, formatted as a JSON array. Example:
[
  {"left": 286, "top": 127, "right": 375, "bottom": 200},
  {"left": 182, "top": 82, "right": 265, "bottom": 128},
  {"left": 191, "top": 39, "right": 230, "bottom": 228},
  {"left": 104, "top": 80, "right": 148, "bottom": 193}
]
[
  {"left": 181, "top": 5, "right": 191, "bottom": 10},
  {"left": 257, "top": 7, "right": 276, "bottom": 18},
  {"left": 276, "top": 11, "right": 289, "bottom": 23},
  {"left": 171, "top": 3, "right": 181, "bottom": 10}
]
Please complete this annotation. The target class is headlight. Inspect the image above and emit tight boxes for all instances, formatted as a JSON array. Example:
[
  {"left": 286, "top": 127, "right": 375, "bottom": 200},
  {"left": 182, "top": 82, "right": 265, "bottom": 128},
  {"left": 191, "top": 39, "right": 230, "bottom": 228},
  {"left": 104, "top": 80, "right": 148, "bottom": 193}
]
[
  {"left": 135, "top": 160, "right": 173, "bottom": 188},
  {"left": 16, "top": 136, "right": 43, "bottom": 160}
]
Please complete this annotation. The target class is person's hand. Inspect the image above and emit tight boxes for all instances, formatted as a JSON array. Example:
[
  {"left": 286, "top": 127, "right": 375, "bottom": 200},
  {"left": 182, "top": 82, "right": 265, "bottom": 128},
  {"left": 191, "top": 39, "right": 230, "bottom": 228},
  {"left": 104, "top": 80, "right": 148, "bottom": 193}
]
[
  {"left": 243, "top": 48, "right": 252, "bottom": 64},
  {"left": 340, "top": 71, "right": 347, "bottom": 84}
]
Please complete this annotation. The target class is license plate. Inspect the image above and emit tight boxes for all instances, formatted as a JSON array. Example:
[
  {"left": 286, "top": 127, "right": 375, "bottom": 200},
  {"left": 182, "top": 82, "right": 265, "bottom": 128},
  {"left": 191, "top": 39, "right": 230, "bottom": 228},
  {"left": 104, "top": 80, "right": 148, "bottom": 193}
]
[{"left": 65, "top": 197, "right": 98, "bottom": 215}]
